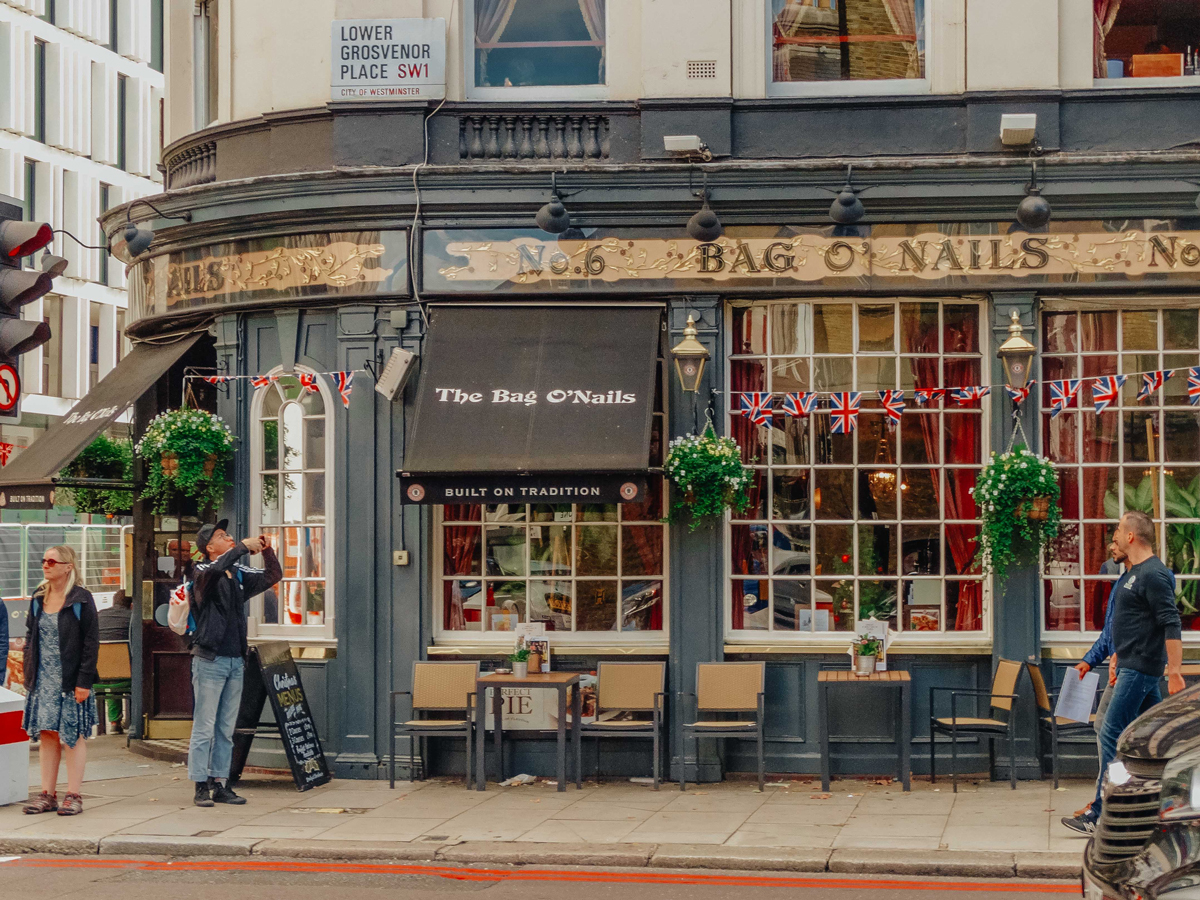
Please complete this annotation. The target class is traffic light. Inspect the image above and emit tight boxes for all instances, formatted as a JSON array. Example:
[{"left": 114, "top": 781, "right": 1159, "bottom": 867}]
[{"left": 0, "top": 199, "right": 60, "bottom": 419}]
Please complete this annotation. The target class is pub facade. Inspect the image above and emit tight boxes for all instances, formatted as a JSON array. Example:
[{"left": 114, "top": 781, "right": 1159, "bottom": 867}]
[{"left": 13, "top": 0, "right": 1200, "bottom": 782}]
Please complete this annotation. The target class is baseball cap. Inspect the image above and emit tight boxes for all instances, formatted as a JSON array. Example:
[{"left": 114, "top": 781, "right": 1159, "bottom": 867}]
[{"left": 195, "top": 518, "right": 229, "bottom": 554}]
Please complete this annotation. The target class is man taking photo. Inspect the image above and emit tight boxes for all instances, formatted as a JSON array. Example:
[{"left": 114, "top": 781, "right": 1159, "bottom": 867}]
[
  {"left": 188, "top": 520, "right": 281, "bottom": 808},
  {"left": 1062, "top": 510, "right": 1184, "bottom": 834}
]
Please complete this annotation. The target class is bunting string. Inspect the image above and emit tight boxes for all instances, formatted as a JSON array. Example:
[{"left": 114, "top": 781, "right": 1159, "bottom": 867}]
[{"left": 185, "top": 369, "right": 367, "bottom": 407}]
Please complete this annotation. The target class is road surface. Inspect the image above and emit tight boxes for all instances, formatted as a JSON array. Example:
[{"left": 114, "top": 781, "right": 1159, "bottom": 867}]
[{"left": 1, "top": 856, "right": 1080, "bottom": 900}]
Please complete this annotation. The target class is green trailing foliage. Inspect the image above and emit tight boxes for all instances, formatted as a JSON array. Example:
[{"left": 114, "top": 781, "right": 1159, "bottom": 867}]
[
  {"left": 1106, "top": 474, "right": 1200, "bottom": 615},
  {"left": 664, "top": 426, "right": 752, "bottom": 530},
  {"left": 973, "top": 444, "right": 1061, "bottom": 582},
  {"left": 57, "top": 435, "right": 134, "bottom": 516},
  {"left": 135, "top": 408, "right": 234, "bottom": 515}
]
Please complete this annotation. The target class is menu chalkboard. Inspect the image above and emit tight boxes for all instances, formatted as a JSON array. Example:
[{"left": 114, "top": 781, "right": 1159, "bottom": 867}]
[{"left": 228, "top": 641, "right": 331, "bottom": 791}]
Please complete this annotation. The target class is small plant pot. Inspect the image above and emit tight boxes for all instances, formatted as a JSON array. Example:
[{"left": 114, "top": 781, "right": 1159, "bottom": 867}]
[
  {"left": 854, "top": 653, "right": 877, "bottom": 677},
  {"left": 1016, "top": 495, "right": 1051, "bottom": 521},
  {"left": 161, "top": 452, "right": 179, "bottom": 477},
  {"left": 512, "top": 661, "right": 529, "bottom": 679},
  {"left": 203, "top": 453, "right": 218, "bottom": 477}
]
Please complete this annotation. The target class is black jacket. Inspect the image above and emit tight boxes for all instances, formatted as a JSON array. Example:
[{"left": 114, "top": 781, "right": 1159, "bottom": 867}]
[
  {"left": 23, "top": 585, "right": 100, "bottom": 693},
  {"left": 191, "top": 543, "right": 282, "bottom": 659},
  {"left": 1112, "top": 556, "right": 1184, "bottom": 677}
]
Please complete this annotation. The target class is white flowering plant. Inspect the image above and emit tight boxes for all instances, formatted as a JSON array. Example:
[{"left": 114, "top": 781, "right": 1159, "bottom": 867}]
[
  {"left": 664, "top": 426, "right": 752, "bottom": 529},
  {"left": 135, "top": 408, "right": 235, "bottom": 514},
  {"left": 973, "top": 444, "right": 1061, "bottom": 581}
]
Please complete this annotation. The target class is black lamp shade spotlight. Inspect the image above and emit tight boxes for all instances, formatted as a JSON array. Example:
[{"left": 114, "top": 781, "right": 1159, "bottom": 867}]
[
  {"left": 1016, "top": 160, "right": 1052, "bottom": 230},
  {"left": 536, "top": 194, "right": 570, "bottom": 234},
  {"left": 687, "top": 200, "right": 723, "bottom": 243},
  {"left": 124, "top": 221, "right": 154, "bottom": 257},
  {"left": 829, "top": 164, "right": 865, "bottom": 225}
]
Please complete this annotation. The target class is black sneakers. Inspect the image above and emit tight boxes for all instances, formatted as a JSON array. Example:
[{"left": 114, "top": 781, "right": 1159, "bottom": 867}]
[
  {"left": 210, "top": 780, "right": 247, "bottom": 805},
  {"left": 1061, "top": 812, "right": 1097, "bottom": 835},
  {"left": 193, "top": 781, "right": 214, "bottom": 807}
]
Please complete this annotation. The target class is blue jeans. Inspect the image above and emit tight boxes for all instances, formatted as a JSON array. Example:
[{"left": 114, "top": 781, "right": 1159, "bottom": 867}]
[
  {"left": 1090, "top": 668, "right": 1162, "bottom": 817},
  {"left": 188, "top": 655, "right": 244, "bottom": 783}
]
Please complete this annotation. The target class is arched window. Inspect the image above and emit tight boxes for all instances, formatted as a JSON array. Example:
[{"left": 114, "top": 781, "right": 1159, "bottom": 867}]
[{"left": 249, "top": 369, "right": 334, "bottom": 640}]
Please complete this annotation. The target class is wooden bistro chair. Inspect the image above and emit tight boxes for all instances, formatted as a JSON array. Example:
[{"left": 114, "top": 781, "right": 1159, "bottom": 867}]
[
  {"left": 929, "top": 658, "right": 1022, "bottom": 793},
  {"left": 1026, "top": 660, "right": 1096, "bottom": 789},
  {"left": 389, "top": 661, "right": 479, "bottom": 788},
  {"left": 679, "top": 661, "right": 766, "bottom": 792},
  {"left": 579, "top": 661, "right": 666, "bottom": 790},
  {"left": 93, "top": 642, "right": 133, "bottom": 743}
]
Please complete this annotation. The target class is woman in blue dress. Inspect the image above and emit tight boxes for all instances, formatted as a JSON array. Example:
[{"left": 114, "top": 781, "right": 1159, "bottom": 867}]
[{"left": 21, "top": 545, "right": 99, "bottom": 816}]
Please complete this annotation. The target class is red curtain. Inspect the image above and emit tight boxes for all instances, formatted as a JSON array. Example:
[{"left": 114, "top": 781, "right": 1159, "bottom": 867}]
[
  {"left": 442, "top": 526, "right": 480, "bottom": 629},
  {"left": 730, "top": 360, "right": 767, "bottom": 630}
]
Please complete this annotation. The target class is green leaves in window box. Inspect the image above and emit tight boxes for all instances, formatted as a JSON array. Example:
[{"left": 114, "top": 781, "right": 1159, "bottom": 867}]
[
  {"left": 135, "top": 408, "right": 235, "bottom": 515},
  {"left": 57, "top": 434, "right": 134, "bottom": 516},
  {"left": 973, "top": 444, "right": 1061, "bottom": 582},
  {"left": 663, "top": 426, "right": 752, "bottom": 530}
]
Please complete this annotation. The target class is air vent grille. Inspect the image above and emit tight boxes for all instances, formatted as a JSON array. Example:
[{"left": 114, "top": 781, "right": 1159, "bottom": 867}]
[{"left": 687, "top": 60, "right": 717, "bottom": 79}]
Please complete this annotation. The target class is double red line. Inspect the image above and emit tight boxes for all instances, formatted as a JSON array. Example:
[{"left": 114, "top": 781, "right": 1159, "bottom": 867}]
[{"left": 8, "top": 858, "right": 1079, "bottom": 892}]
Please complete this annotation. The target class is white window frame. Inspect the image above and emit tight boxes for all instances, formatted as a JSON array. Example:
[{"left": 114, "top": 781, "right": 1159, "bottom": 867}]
[
  {"left": 1039, "top": 298, "right": 1200, "bottom": 649},
  {"left": 764, "top": 0, "right": 932, "bottom": 98},
  {"left": 723, "top": 297, "right": 992, "bottom": 650},
  {"left": 463, "top": 0, "right": 609, "bottom": 101},
  {"left": 247, "top": 365, "right": 336, "bottom": 645}
]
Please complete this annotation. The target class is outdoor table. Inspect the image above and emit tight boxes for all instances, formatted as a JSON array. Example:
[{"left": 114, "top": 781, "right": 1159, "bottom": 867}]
[
  {"left": 474, "top": 672, "right": 582, "bottom": 792},
  {"left": 817, "top": 669, "right": 911, "bottom": 792}
]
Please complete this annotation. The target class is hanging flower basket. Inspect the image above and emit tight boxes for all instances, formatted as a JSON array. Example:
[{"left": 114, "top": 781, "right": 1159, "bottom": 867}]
[
  {"left": 973, "top": 444, "right": 1061, "bottom": 582},
  {"left": 57, "top": 435, "right": 134, "bottom": 516},
  {"left": 135, "top": 408, "right": 235, "bottom": 515},
  {"left": 664, "top": 426, "right": 752, "bottom": 530}
]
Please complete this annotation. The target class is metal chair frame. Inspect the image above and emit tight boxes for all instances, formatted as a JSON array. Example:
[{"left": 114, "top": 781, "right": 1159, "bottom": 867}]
[
  {"left": 1025, "top": 661, "right": 1095, "bottom": 789},
  {"left": 93, "top": 641, "right": 133, "bottom": 744},
  {"left": 389, "top": 661, "right": 479, "bottom": 788},
  {"left": 678, "top": 661, "right": 766, "bottom": 792},
  {"left": 578, "top": 661, "right": 667, "bottom": 790},
  {"left": 929, "top": 658, "right": 1023, "bottom": 793}
]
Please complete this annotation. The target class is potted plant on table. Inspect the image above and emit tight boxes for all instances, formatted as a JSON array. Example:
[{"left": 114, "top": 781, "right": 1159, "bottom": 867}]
[
  {"left": 664, "top": 426, "right": 752, "bottom": 530},
  {"left": 509, "top": 648, "right": 531, "bottom": 679},
  {"left": 973, "top": 444, "right": 1061, "bottom": 582},
  {"left": 852, "top": 634, "right": 882, "bottom": 676},
  {"left": 134, "top": 408, "right": 235, "bottom": 515}
]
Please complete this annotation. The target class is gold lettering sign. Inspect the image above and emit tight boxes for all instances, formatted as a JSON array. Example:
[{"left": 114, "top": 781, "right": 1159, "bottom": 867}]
[{"left": 437, "top": 231, "right": 1200, "bottom": 284}]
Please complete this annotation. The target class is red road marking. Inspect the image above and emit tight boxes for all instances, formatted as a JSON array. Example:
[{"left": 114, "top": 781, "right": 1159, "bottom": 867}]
[{"left": 7, "top": 858, "right": 1079, "bottom": 892}]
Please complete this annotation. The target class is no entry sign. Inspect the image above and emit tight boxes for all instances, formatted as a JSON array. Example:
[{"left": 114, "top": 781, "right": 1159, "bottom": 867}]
[
  {"left": 331, "top": 18, "right": 446, "bottom": 100},
  {"left": 0, "top": 363, "right": 20, "bottom": 415}
]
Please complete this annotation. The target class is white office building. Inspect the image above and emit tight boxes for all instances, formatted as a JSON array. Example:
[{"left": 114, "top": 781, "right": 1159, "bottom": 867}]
[{"left": 0, "top": 0, "right": 163, "bottom": 518}]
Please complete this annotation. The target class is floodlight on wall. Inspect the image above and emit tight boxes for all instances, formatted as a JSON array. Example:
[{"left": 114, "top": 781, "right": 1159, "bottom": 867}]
[
  {"left": 1015, "top": 159, "right": 1052, "bottom": 230},
  {"left": 687, "top": 171, "right": 723, "bottom": 243},
  {"left": 829, "top": 164, "right": 865, "bottom": 225},
  {"left": 535, "top": 173, "right": 571, "bottom": 234},
  {"left": 1000, "top": 113, "right": 1038, "bottom": 146},
  {"left": 120, "top": 199, "right": 193, "bottom": 259}
]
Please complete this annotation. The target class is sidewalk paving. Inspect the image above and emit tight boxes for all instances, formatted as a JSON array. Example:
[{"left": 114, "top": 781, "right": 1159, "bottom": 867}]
[{"left": 0, "top": 735, "right": 1091, "bottom": 877}]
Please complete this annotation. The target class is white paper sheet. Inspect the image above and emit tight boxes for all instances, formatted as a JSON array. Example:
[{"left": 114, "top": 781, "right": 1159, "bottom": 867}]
[{"left": 1055, "top": 670, "right": 1100, "bottom": 724}]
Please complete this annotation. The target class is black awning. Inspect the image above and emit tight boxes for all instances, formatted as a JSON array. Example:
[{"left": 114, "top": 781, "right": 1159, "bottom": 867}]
[
  {"left": 402, "top": 304, "right": 661, "bottom": 487},
  {"left": 0, "top": 332, "right": 202, "bottom": 491}
]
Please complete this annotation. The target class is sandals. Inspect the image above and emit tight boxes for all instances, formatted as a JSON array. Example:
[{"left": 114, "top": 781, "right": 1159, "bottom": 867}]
[
  {"left": 57, "top": 793, "right": 83, "bottom": 816},
  {"left": 23, "top": 791, "right": 57, "bottom": 814}
]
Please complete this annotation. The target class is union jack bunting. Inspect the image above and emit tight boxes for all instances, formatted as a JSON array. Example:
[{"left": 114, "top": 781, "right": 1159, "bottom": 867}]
[
  {"left": 781, "top": 392, "right": 819, "bottom": 418},
  {"left": 1189, "top": 367, "right": 1200, "bottom": 406},
  {"left": 333, "top": 371, "right": 354, "bottom": 408},
  {"left": 951, "top": 386, "right": 990, "bottom": 405},
  {"left": 1005, "top": 381, "right": 1035, "bottom": 406},
  {"left": 202, "top": 376, "right": 229, "bottom": 385},
  {"left": 1090, "top": 375, "right": 1127, "bottom": 414},
  {"left": 0, "top": 441, "right": 13, "bottom": 466},
  {"left": 878, "top": 390, "right": 905, "bottom": 425},
  {"left": 1048, "top": 379, "right": 1082, "bottom": 419},
  {"left": 914, "top": 388, "right": 946, "bottom": 405},
  {"left": 1137, "top": 370, "right": 1173, "bottom": 402},
  {"left": 738, "top": 392, "right": 774, "bottom": 426},
  {"left": 298, "top": 373, "right": 320, "bottom": 394},
  {"left": 251, "top": 374, "right": 279, "bottom": 388},
  {"left": 828, "top": 392, "right": 862, "bottom": 434}
]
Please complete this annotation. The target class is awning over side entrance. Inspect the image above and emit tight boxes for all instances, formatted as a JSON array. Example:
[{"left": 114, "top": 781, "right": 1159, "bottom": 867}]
[
  {"left": 0, "top": 332, "right": 202, "bottom": 497},
  {"left": 400, "top": 304, "right": 662, "bottom": 504}
]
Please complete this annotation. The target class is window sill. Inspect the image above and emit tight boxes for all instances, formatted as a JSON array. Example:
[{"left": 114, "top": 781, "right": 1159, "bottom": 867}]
[
  {"left": 249, "top": 636, "right": 337, "bottom": 658},
  {"left": 1091, "top": 76, "right": 1200, "bottom": 90},
  {"left": 766, "top": 78, "right": 931, "bottom": 99},
  {"left": 465, "top": 85, "right": 610, "bottom": 102},
  {"left": 428, "top": 644, "right": 668, "bottom": 657},
  {"left": 724, "top": 642, "right": 990, "bottom": 656}
]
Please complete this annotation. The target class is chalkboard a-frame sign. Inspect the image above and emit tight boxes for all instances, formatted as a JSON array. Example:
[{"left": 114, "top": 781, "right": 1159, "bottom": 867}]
[{"left": 228, "top": 641, "right": 332, "bottom": 790}]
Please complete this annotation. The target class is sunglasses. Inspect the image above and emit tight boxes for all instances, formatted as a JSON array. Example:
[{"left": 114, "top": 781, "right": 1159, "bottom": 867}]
[{"left": 41, "top": 558, "right": 66, "bottom": 567}]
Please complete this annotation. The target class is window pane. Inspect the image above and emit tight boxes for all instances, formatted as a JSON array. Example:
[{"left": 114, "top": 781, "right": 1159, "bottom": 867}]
[
  {"left": 1165, "top": 310, "right": 1198, "bottom": 350},
  {"left": 772, "top": 469, "right": 810, "bottom": 519},
  {"left": 621, "top": 526, "right": 663, "bottom": 576},
  {"left": 530, "top": 524, "right": 571, "bottom": 575},
  {"left": 1043, "top": 313, "right": 1077, "bottom": 353},
  {"left": 474, "top": 0, "right": 605, "bottom": 88},
  {"left": 444, "top": 526, "right": 481, "bottom": 576},
  {"left": 576, "top": 525, "right": 618, "bottom": 576},
  {"left": 530, "top": 580, "right": 572, "bottom": 630},
  {"left": 485, "top": 504, "right": 525, "bottom": 522},
  {"left": 947, "top": 581, "right": 983, "bottom": 631},
  {"left": 622, "top": 476, "right": 664, "bottom": 521},
  {"left": 576, "top": 581, "right": 617, "bottom": 631},
  {"left": 772, "top": 524, "right": 811, "bottom": 576},
  {"left": 813, "top": 468, "right": 854, "bottom": 518},
  {"left": 282, "top": 472, "right": 302, "bottom": 523},
  {"left": 774, "top": 579, "right": 810, "bottom": 631},
  {"left": 901, "top": 523, "right": 940, "bottom": 575},
  {"left": 859, "top": 580, "right": 897, "bottom": 629},
  {"left": 261, "top": 420, "right": 279, "bottom": 470},
  {"left": 733, "top": 306, "right": 768, "bottom": 355},
  {"left": 900, "top": 302, "right": 938, "bottom": 353},
  {"left": 772, "top": 357, "right": 810, "bottom": 393},
  {"left": 304, "top": 473, "right": 325, "bottom": 523},
  {"left": 622, "top": 581, "right": 663, "bottom": 631},
  {"left": 813, "top": 304, "right": 853, "bottom": 354},
  {"left": 733, "top": 579, "right": 769, "bottom": 630},
  {"left": 731, "top": 524, "right": 769, "bottom": 575},
  {"left": 261, "top": 475, "right": 280, "bottom": 525},
  {"left": 485, "top": 525, "right": 527, "bottom": 577},
  {"left": 771, "top": 0, "right": 925, "bottom": 83},
  {"left": 771, "top": 416, "right": 811, "bottom": 466},
  {"left": 490, "top": 582, "right": 526, "bottom": 631},
  {"left": 281, "top": 402, "right": 304, "bottom": 469},
  {"left": 771, "top": 302, "right": 812, "bottom": 355},
  {"left": 444, "top": 580, "right": 483, "bottom": 631},
  {"left": 858, "top": 305, "right": 895, "bottom": 351},
  {"left": 304, "top": 418, "right": 325, "bottom": 469}
]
